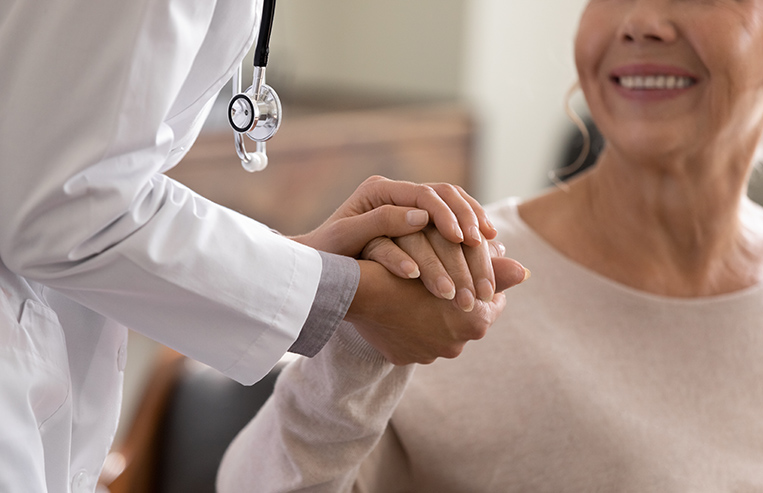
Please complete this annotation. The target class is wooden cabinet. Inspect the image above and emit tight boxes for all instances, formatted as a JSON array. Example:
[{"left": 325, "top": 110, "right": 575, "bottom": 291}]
[{"left": 167, "top": 104, "right": 474, "bottom": 236}]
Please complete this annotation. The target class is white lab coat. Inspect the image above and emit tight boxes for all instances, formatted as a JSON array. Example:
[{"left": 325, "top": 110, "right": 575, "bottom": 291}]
[{"left": 0, "top": 0, "right": 324, "bottom": 491}]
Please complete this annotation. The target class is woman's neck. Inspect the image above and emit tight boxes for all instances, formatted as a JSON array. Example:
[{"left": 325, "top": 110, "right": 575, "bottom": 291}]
[{"left": 520, "top": 147, "right": 763, "bottom": 297}]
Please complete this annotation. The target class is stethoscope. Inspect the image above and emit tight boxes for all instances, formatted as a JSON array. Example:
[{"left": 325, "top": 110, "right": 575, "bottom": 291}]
[{"left": 228, "top": 0, "right": 282, "bottom": 172}]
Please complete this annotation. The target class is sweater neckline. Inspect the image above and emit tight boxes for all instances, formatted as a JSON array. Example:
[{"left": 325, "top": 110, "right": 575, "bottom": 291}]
[{"left": 497, "top": 197, "right": 763, "bottom": 308}]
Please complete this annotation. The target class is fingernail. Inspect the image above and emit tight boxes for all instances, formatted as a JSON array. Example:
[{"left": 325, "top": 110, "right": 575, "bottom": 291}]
[
  {"left": 521, "top": 268, "right": 531, "bottom": 283},
  {"left": 406, "top": 209, "right": 429, "bottom": 227},
  {"left": 486, "top": 217, "right": 497, "bottom": 232},
  {"left": 437, "top": 277, "right": 456, "bottom": 300},
  {"left": 453, "top": 224, "right": 464, "bottom": 242},
  {"left": 489, "top": 241, "right": 506, "bottom": 258},
  {"left": 476, "top": 279, "right": 494, "bottom": 302},
  {"left": 456, "top": 289, "right": 475, "bottom": 312},
  {"left": 470, "top": 226, "right": 481, "bottom": 244},
  {"left": 401, "top": 260, "right": 420, "bottom": 279}
]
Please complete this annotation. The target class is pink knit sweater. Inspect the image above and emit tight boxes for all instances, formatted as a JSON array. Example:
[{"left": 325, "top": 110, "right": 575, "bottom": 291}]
[{"left": 218, "top": 198, "right": 763, "bottom": 492}]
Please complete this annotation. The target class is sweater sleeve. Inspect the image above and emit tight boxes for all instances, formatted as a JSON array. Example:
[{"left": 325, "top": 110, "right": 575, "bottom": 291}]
[{"left": 217, "top": 322, "right": 415, "bottom": 493}]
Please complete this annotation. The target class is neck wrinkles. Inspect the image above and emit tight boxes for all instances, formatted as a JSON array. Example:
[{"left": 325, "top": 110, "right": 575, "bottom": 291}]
[{"left": 567, "top": 145, "right": 763, "bottom": 296}]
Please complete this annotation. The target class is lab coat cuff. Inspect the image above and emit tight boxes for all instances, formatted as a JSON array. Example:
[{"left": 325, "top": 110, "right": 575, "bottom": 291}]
[{"left": 288, "top": 252, "right": 359, "bottom": 357}]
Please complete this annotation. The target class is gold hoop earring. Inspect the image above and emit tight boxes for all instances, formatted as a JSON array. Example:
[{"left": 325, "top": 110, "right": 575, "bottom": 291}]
[{"left": 549, "top": 81, "right": 591, "bottom": 191}]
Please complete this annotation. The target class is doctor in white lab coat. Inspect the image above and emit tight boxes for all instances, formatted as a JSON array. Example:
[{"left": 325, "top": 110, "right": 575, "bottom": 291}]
[{"left": 0, "top": 0, "right": 527, "bottom": 491}]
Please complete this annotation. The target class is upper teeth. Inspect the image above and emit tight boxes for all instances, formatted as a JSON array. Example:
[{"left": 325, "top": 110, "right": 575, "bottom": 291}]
[{"left": 618, "top": 75, "right": 694, "bottom": 90}]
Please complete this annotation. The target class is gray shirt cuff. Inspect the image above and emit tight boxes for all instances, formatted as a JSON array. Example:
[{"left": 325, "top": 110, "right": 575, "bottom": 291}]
[{"left": 288, "top": 251, "right": 360, "bottom": 357}]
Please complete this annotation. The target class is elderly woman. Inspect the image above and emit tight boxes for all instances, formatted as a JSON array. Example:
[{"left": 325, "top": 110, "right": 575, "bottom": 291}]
[{"left": 217, "top": 1, "right": 763, "bottom": 490}]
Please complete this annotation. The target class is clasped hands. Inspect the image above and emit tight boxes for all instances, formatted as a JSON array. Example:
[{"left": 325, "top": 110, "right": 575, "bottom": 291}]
[{"left": 291, "top": 176, "right": 528, "bottom": 365}]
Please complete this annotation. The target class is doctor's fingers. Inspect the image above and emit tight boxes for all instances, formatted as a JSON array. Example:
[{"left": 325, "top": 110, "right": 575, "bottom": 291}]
[
  {"left": 350, "top": 176, "right": 469, "bottom": 246},
  {"left": 425, "top": 182, "right": 498, "bottom": 246},
  {"left": 308, "top": 205, "right": 434, "bottom": 258}
]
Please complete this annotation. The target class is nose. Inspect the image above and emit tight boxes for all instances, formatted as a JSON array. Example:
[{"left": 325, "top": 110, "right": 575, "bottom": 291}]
[{"left": 618, "top": 0, "right": 678, "bottom": 44}]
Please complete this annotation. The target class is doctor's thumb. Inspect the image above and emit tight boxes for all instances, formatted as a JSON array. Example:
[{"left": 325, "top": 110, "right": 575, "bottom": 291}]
[
  {"left": 359, "top": 205, "right": 432, "bottom": 239},
  {"left": 313, "top": 206, "right": 432, "bottom": 259}
]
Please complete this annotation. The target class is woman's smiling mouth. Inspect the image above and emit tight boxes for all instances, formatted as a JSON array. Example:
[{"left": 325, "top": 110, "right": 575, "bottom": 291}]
[{"left": 615, "top": 74, "right": 697, "bottom": 90}]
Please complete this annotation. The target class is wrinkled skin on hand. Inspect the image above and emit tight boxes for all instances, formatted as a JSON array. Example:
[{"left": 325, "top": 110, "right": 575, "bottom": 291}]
[
  {"left": 291, "top": 174, "right": 528, "bottom": 365},
  {"left": 347, "top": 257, "right": 526, "bottom": 365}
]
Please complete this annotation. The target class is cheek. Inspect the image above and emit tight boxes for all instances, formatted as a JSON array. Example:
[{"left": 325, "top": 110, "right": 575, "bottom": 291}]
[
  {"left": 697, "top": 11, "right": 763, "bottom": 92},
  {"left": 573, "top": 16, "right": 596, "bottom": 81},
  {"left": 738, "top": 40, "right": 763, "bottom": 92},
  {"left": 573, "top": 9, "right": 614, "bottom": 91},
  {"left": 698, "top": 26, "right": 763, "bottom": 143},
  {"left": 700, "top": 25, "right": 763, "bottom": 128},
  {"left": 574, "top": 31, "right": 607, "bottom": 121}
]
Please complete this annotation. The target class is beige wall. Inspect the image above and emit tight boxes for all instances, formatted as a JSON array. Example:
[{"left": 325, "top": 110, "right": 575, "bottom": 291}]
[
  {"left": 267, "top": 0, "right": 589, "bottom": 201},
  {"left": 270, "top": 0, "right": 466, "bottom": 101},
  {"left": 463, "top": 0, "right": 589, "bottom": 202}
]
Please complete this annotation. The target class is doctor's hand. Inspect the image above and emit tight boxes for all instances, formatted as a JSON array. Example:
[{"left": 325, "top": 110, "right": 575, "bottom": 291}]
[
  {"left": 290, "top": 175, "right": 497, "bottom": 278},
  {"left": 345, "top": 258, "right": 527, "bottom": 365}
]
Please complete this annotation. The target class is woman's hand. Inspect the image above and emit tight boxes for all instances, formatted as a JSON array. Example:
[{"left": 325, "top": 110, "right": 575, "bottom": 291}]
[
  {"left": 290, "top": 176, "right": 497, "bottom": 280},
  {"left": 346, "top": 259, "right": 527, "bottom": 365},
  {"left": 364, "top": 224, "right": 527, "bottom": 312},
  {"left": 364, "top": 227, "right": 490, "bottom": 311},
  {"left": 351, "top": 230, "right": 528, "bottom": 364}
]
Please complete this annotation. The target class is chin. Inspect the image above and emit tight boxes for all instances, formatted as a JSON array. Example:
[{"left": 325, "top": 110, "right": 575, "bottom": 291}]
[{"left": 606, "top": 124, "right": 692, "bottom": 163}]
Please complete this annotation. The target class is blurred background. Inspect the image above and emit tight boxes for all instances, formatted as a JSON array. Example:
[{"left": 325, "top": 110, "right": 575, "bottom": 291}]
[
  {"left": 108, "top": 0, "right": 593, "bottom": 490},
  {"left": 202, "top": 0, "right": 590, "bottom": 205},
  {"left": 104, "top": 1, "right": 763, "bottom": 491}
]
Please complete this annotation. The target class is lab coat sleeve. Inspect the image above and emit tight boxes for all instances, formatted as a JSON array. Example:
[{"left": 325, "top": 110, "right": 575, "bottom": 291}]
[
  {"left": 217, "top": 322, "right": 415, "bottom": 493},
  {"left": 0, "top": 0, "right": 334, "bottom": 384}
]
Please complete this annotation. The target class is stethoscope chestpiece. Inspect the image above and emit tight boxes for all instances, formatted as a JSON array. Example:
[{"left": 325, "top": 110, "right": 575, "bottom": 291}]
[
  {"left": 229, "top": 77, "right": 282, "bottom": 141},
  {"left": 228, "top": 0, "right": 280, "bottom": 172},
  {"left": 228, "top": 92, "right": 258, "bottom": 134}
]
